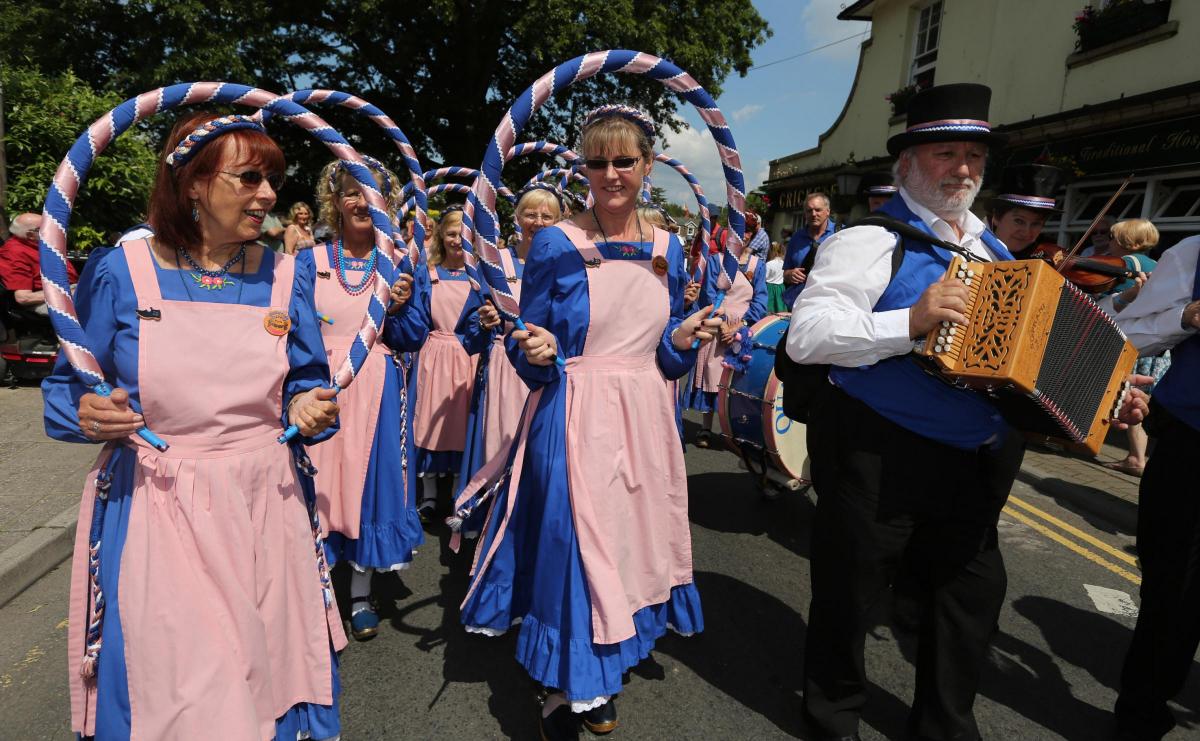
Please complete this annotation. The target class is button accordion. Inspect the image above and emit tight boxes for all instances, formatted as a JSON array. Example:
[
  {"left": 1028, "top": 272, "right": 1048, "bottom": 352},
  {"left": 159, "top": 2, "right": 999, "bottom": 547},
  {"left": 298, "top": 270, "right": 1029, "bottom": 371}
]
[{"left": 920, "top": 257, "right": 1137, "bottom": 455}]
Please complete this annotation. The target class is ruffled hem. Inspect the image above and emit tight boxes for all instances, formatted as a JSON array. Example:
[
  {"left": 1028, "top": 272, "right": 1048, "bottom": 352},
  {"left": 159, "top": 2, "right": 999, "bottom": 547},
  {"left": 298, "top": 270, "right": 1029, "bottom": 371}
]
[
  {"left": 323, "top": 519, "right": 423, "bottom": 572},
  {"left": 682, "top": 386, "right": 716, "bottom": 413},
  {"left": 571, "top": 695, "right": 610, "bottom": 713},
  {"left": 464, "top": 616, "right": 523, "bottom": 637},
  {"left": 416, "top": 448, "right": 463, "bottom": 475},
  {"left": 512, "top": 583, "right": 704, "bottom": 703}
]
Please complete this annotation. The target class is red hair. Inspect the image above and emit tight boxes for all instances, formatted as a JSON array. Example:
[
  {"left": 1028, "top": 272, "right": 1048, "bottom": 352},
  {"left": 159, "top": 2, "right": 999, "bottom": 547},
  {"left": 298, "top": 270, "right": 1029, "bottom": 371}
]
[{"left": 147, "top": 111, "right": 286, "bottom": 251}]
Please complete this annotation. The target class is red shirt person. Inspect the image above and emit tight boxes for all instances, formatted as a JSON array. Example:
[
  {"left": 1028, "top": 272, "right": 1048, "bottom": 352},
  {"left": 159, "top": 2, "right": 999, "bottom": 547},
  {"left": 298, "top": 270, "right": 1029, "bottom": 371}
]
[{"left": 0, "top": 213, "right": 79, "bottom": 314}]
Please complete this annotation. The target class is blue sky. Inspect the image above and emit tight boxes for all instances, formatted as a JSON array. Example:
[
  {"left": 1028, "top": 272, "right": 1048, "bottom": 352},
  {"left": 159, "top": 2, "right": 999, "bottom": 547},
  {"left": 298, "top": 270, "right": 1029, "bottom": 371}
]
[{"left": 659, "top": 0, "right": 870, "bottom": 212}]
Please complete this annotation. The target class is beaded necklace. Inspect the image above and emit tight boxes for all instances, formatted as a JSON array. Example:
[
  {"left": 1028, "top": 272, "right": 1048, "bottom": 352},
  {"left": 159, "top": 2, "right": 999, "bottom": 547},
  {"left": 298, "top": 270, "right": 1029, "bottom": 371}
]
[
  {"left": 334, "top": 236, "right": 378, "bottom": 296},
  {"left": 176, "top": 243, "right": 246, "bottom": 291}
]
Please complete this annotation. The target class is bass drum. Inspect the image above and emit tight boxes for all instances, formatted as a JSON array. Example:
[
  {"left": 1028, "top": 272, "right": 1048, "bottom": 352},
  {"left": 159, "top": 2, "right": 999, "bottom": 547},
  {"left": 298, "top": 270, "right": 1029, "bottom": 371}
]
[{"left": 717, "top": 314, "right": 811, "bottom": 488}]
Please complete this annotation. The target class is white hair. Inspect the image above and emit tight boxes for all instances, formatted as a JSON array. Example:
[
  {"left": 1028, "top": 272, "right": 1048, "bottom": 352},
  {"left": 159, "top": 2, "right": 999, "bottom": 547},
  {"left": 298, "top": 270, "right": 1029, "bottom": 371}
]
[
  {"left": 892, "top": 147, "right": 981, "bottom": 221},
  {"left": 9, "top": 213, "right": 40, "bottom": 235}
]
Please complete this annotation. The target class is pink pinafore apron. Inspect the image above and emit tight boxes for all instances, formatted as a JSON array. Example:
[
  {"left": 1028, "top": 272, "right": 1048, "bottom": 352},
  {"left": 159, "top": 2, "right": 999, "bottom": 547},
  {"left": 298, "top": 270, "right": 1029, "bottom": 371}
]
[
  {"left": 413, "top": 263, "right": 474, "bottom": 452},
  {"left": 462, "top": 223, "right": 694, "bottom": 645},
  {"left": 692, "top": 255, "right": 757, "bottom": 394},
  {"left": 483, "top": 249, "right": 532, "bottom": 462},
  {"left": 68, "top": 240, "right": 345, "bottom": 740},
  {"left": 308, "top": 243, "right": 390, "bottom": 538}
]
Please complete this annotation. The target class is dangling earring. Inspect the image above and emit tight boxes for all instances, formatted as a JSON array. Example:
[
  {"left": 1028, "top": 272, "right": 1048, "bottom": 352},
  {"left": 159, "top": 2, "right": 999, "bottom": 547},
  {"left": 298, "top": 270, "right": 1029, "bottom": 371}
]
[{"left": 191, "top": 201, "right": 200, "bottom": 222}]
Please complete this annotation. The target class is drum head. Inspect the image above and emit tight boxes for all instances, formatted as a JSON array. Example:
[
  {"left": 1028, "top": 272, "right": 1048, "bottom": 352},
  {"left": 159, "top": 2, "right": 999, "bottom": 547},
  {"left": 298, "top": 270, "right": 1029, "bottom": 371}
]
[{"left": 764, "top": 373, "right": 811, "bottom": 482}]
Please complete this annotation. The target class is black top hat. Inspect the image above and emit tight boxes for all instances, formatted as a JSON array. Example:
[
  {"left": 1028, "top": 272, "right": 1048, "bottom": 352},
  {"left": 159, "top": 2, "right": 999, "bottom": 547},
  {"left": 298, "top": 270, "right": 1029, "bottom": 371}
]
[
  {"left": 857, "top": 171, "right": 898, "bottom": 199},
  {"left": 886, "top": 83, "right": 1007, "bottom": 156},
  {"left": 990, "top": 164, "right": 1065, "bottom": 212}
]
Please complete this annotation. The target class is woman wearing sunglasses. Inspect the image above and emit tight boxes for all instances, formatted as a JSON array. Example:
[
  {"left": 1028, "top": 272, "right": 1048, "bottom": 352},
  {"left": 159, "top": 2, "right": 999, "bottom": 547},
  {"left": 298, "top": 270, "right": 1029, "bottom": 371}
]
[
  {"left": 456, "top": 105, "right": 722, "bottom": 740},
  {"left": 454, "top": 183, "right": 564, "bottom": 523},
  {"left": 45, "top": 112, "right": 347, "bottom": 740},
  {"left": 305, "top": 155, "right": 430, "bottom": 641}
]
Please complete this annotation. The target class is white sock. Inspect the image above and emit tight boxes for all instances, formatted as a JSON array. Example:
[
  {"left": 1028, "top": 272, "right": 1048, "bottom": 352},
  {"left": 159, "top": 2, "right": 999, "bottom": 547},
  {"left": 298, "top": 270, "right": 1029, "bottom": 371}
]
[
  {"left": 350, "top": 569, "right": 372, "bottom": 614},
  {"left": 420, "top": 475, "right": 438, "bottom": 504},
  {"left": 542, "top": 692, "right": 568, "bottom": 718}
]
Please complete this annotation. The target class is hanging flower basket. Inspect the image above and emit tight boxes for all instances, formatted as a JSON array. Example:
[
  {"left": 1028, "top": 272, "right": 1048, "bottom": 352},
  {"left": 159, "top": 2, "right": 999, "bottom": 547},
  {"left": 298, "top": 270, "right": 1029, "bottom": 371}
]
[
  {"left": 886, "top": 84, "right": 920, "bottom": 118},
  {"left": 1074, "top": 1, "right": 1172, "bottom": 52}
]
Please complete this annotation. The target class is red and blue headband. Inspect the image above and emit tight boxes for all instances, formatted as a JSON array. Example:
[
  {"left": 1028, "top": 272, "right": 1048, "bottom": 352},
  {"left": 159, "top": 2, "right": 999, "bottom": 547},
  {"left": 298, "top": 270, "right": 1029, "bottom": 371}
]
[{"left": 582, "top": 104, "right": 657, "bottom": 140}]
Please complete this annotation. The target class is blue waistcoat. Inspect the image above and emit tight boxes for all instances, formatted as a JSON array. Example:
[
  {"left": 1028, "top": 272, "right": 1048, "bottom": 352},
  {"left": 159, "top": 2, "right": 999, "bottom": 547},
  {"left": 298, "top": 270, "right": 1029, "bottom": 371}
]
[
  {"left": 827, "top": 196, "right": 1016, "bottom": 450},
  {"left": 1150, "top": 250, "right": 1200, "bottom": 432}
]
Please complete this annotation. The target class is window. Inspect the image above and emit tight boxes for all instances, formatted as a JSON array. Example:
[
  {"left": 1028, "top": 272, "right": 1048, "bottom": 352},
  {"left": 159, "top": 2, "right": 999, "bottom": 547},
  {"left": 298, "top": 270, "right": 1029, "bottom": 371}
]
[
  {"left": 909, "top": 1, "right": 943, "bottom": 89},
  {"left": 1045, "top": 171, "right": 1200, "bottom": 254}
]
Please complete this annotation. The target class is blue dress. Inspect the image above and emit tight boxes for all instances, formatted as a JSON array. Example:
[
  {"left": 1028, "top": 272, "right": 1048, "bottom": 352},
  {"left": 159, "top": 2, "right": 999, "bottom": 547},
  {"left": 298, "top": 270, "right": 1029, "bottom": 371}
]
[
  {"left": 458, "top": 227, "right": 704, "bottom": 706},
  {"left": 305, "top": 244, "right": 431, "bottom": 571},
  {"left": 43, "top": 246, "right": 341, "bottom": 739}
]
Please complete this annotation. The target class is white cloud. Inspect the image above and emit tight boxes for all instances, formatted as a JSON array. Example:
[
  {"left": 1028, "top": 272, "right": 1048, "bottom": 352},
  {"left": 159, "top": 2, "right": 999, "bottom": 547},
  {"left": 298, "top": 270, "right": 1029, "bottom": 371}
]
[
  {"left": 800, "top": 0, "right": 871, "bottom": 62},
  {"left": 657, "top": 117, "right": 768, "bottom": 213},
  {"left": 732, "top": 104, "right": 765, "bottom": 124}
]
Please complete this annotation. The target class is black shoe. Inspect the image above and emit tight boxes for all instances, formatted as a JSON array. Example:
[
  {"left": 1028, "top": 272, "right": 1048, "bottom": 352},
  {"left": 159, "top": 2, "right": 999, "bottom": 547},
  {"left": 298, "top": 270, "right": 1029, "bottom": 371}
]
[
  {"left": 582, "top": 697, "right": 618, "bottom": 735},
  {"left": 693, "top": 429, "right": 714, "bottom": 448},
  {"left": 540, "top": 702, "right": 579, "bottom": 741},
  {"left": 417, "top": 498, "right": 436, "bottom": 523}
]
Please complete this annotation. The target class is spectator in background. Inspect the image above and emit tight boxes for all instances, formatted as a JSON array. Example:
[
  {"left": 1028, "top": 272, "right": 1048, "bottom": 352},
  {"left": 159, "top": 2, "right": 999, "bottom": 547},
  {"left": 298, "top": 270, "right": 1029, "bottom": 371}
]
[
  {"left": 283, "top": 201, "right": 316, "bottom": 254},
  {"left": 1104, "top": 219, "right": 1165, "bottom": 478},
  {"left": 745, "top": 210, "right": 770, "bottom": 259},
  {"left": 259, "top": 211, "right": 286, "bottom": 251},
  {"left": 782, "top": 192, "right": 836, "bottom": 309},
  {"left": 1080, "top": 215, "right": 1115, "bottom": 257},
  {"left": 765, "top": 240, "right": 786, "bottom": 313},
  {"left": 0, "top": 213, "right": 78, "bottom": 315}
]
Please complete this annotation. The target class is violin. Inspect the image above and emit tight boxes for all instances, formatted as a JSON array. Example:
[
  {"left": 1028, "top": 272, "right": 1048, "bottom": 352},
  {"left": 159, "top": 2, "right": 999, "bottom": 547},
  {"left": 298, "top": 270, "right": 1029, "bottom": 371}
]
[{"left": 1025, "top": 243, "right": 1137, "bottom": 294}]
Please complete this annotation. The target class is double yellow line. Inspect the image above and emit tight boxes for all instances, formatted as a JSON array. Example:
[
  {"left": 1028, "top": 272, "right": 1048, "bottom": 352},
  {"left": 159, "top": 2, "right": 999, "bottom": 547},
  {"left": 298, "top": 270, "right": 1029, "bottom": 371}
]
[{"left": 1002, "top": 495, "right": 1141, "bottom": 585}]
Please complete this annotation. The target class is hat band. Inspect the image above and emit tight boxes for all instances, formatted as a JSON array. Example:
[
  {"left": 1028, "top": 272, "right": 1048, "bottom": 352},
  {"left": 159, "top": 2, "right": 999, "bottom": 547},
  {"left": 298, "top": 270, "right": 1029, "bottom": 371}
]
[
  {"left": 905, "top": 118, "right": 992, "bottom": 135},
  {"left": 866, "top": 185, "right": 899, "bottom": 195},
  {"left": 996, "top": 193, "right": 1057, "bottom": 209}
]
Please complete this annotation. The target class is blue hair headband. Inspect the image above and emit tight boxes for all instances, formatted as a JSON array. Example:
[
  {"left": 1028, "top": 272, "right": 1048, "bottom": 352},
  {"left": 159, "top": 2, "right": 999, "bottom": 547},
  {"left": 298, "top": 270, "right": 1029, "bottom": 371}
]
[{"left": 165, "top": 115, "right": 267, "bottom": 169}]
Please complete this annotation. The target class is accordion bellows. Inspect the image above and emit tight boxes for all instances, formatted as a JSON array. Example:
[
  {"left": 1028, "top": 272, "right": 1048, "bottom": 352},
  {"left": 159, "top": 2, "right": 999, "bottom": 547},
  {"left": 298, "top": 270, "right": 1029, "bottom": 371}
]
[{"left": 920, "top": 257, "right": 1138, "bottom": 455}]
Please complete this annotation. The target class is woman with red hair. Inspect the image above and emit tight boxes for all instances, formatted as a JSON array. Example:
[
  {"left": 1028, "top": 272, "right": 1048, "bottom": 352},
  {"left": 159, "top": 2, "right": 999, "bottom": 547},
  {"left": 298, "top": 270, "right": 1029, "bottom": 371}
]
[{"left": 43, "top": 112, "right": 356, "bottom": 740}]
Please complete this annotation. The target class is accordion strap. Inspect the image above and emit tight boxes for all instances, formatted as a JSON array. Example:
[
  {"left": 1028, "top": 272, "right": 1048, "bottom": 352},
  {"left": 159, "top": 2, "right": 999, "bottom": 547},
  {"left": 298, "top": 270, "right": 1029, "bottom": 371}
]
[{"left": 853, "top": 214, "right": 988, "bottom": 263}]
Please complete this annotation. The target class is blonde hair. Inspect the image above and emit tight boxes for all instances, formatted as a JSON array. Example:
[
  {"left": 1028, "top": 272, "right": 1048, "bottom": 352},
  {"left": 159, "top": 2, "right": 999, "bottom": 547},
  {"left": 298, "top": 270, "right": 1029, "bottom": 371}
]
[
  {"left": 515, "top": 188, "right": 562, "bottom": 224},
  {"left": 315, "top": 160, "right": 402, "bottom": 233},
  {"left": 638, "top": 206, "right": 667, "bottom": 230},
  {"left": 768, "top": 241, "right": 785, "bottom": 261},
  {"left": 430, "top": 209, "right": 464, "bottom": 266},
  {"left": 287, "top": 201, "right": 313, "bottom": 225},
  {"left": 1109, "top": 219, "right": 1159, "bottom": 253},
  {"left": 580, "top": 115, "right": 653, "bottom": 161}
]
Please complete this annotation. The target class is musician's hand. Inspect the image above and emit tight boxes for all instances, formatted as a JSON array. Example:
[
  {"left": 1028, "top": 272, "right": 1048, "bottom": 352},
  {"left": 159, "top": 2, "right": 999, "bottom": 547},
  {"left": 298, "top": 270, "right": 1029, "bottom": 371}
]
[
  {"left": 909, "top": 275, "right": 970, "bottom": 339},
  {"left": 683, "top": 281, "right": 701, "bottom": 305},
  {"left": 673, "top": 306, "right": 725, "bottom": 350},
  {"left": 387, "top": 273, "right": 413, "bottom": 314},
  {"left": 289, "top": 387, "right": 340, "bottom": 437},
  {"left": 78, "top": 387, "right": 144, "bottom": 441},
  {"left": 1183, "top": 299, "right": 1200, "bottom": 330},
  {"left": 477, "top": 302, "right": 502, "bottom": 330},
  {"left": 513, "top": 323, "right": 557, "bottom": 366},
  {"left": 784, "top": 267, "right": 807, "bottom": 285},
  {"left": 1113, "top": 375, "right": 1154, "bottom": 428}
]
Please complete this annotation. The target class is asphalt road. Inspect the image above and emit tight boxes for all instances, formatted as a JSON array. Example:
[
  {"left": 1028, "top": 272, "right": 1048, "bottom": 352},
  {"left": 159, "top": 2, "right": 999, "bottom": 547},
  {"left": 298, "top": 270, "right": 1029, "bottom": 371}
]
[{"left": 2, "top": 417, "right": 1198, "bottom": 740}]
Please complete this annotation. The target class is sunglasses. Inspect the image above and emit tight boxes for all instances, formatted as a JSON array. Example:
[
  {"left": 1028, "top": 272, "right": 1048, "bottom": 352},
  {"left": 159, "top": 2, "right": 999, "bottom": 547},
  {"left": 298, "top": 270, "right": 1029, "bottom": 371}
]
[
  {"left": 582, "top": 156, "right": 641, "bottom": 172},
  {"left": 221, "top": 170, "right": 285, "bottom": 191}
]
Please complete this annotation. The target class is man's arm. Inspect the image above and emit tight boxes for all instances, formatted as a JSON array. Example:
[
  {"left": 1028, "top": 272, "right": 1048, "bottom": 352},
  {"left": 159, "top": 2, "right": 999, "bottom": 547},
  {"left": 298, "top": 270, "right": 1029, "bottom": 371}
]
[{"left": 14, "top": 289, "right": 44, "bottom": 306}]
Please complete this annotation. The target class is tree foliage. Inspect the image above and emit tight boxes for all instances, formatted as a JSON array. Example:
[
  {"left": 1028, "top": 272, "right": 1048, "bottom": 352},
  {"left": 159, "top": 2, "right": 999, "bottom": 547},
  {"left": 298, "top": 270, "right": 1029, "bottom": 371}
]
[
  {"left": 2, "top": 0, "right": 769, "bottom": 213},
  {"left": 2, "top": 65, "right": 158, "bottom": 250}
]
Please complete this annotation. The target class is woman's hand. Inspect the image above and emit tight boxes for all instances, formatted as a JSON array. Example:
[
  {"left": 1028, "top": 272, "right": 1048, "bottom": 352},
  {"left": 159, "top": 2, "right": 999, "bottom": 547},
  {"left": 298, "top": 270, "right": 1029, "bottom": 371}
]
[
  {"left": 288, "top": 387, "right": 340, "bottom": 436},
  {"left": 77, "top": 387, "right": 143, "bottom": 441},
  {"left": 512, "top": 323, "right": 557, "bottom": 366},
  {"left": 478, "top": 301, "right": 502, "bottom": 330},
  {"left": 683, "top": 281, "right": 701, "bottom": 305},
  {"left": 673, "top": 306, "right": 725, "bottom": 350},
  {"left": 387, "top": 273, "right": 413, "bottom": 314},
  {"left": 1183, "top": 299, "right": 1200, "bottom": 330},
  {"left": 719, "top": 319, "right": 740, "bottom": 345}
]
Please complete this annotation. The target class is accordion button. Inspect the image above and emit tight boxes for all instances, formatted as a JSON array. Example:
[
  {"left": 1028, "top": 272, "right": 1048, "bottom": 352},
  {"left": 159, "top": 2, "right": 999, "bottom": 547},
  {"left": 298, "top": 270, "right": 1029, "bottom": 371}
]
[
  {"left": 967, "top": 269, "right": 975, "bottom": 277},
  {"left": 942, "top": 320, "right": 950, "bottom": 327}
]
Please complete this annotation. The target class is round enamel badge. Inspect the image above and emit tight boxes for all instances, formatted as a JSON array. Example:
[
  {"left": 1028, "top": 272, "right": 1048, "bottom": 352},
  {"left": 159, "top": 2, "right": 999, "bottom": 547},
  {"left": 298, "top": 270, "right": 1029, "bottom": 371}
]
[
  {"left": 745, "top": 269, "right": 755, "bottom": 282},
  {"left": 264, "top": 310, "right": 291, "bottom": 336},
  {"left": 652, "top": 255, "right": 669, "bottom": 276}
]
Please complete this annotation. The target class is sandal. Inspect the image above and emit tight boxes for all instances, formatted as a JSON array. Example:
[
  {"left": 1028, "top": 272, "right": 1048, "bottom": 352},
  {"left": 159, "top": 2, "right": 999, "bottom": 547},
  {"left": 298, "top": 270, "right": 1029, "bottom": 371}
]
[
  {"left": 1103, "top": 461, "right": 1144, "bottom": 478},
  {"left": 693, "top": 429, "right": 714, "bottom": 448}
]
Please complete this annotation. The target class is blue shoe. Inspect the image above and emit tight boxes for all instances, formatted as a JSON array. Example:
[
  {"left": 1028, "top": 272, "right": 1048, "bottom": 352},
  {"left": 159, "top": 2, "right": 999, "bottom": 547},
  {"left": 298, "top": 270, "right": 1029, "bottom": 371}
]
[{"left": 350, "top": 600, "right": 380, "bottom": 641}]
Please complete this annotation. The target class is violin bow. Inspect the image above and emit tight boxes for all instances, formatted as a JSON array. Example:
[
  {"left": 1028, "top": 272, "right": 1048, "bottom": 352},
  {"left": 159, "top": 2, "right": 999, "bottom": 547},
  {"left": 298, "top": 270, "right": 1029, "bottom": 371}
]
[{"left": 1057, "top": 172, "right": 1135, "bottom": 271}]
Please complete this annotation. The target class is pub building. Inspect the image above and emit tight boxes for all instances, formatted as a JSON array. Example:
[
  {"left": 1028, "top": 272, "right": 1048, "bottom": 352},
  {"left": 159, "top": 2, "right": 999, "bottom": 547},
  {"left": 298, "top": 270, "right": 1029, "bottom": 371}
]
[{"left": 763, "top": 0, "right": 1200, "bottom": 253}]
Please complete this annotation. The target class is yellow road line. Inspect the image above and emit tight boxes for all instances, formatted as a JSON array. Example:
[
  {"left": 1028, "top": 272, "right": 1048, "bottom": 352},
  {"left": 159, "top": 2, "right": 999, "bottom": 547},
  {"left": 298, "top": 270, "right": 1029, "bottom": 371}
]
[
  {"left": 1007, "top": 495, "right": 1139, "bottom": 567},
  {"left": 1002, "top": 506, "right": 1142, "bottom": 586}
]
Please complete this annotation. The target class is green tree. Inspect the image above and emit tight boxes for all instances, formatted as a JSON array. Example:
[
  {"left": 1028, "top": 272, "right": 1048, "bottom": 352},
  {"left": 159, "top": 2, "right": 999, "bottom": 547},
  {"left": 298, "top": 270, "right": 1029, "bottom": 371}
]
[
  {"left": 1, "top": 1, "right": 769, "bottom": 207},
  {"left": 2, "top": 65, "right": 157, "bottom": 250}
]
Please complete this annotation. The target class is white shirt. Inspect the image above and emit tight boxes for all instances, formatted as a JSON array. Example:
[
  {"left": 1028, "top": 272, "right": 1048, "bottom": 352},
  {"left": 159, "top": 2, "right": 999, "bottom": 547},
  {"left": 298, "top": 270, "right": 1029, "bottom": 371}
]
[
  {"left": 1097, "top": 236, "right": 1199, "bottom": 356},
  {"left": 787, "top": 188, "right": 1002, "bottom": 367},
  {"left": 764, "top": 257, "right": 784, "bottom": 285}
]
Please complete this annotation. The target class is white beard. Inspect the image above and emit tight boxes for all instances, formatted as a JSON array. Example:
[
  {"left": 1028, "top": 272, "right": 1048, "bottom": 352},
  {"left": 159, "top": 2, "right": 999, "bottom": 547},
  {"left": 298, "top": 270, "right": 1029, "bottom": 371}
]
[{"left": 903, "top": 165, "right": 981, "bottom": 222}]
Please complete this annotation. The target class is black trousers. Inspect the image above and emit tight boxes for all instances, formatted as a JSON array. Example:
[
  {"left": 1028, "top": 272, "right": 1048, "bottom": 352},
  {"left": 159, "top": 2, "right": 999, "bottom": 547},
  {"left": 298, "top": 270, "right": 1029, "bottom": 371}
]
[
  {"left": 802, "top": 387, "right": 1024, "bottom": 740},
  {"left": 1115, "top": 400, "right": 1200, "bottom": 740}
]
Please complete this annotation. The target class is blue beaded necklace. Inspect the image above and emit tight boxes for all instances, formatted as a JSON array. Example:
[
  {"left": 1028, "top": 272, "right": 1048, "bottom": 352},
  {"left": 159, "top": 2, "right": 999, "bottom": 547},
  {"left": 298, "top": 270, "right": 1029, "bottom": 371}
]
[{"left": 333, "top": 236, "right": 378, "bottom": 296}]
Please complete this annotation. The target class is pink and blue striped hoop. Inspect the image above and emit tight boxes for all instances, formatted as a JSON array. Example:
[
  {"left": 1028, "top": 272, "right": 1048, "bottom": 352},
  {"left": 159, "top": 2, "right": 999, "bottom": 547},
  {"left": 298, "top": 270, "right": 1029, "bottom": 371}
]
[
  {"left": 37, "top": 82, "right": 399, "bottom": 449},
  {"left": 652, "top": 152, "right": 712, "bottom": 281}
]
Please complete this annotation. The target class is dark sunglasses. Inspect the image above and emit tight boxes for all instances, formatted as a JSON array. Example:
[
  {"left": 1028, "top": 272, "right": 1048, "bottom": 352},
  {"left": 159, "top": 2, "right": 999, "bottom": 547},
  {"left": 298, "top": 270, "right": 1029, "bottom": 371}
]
[
  {"left": 221, "top": 170, "right": 285, "bottom": 190},
  {"left": 582, "top": 156, "right": 641, "bottom": 172}
]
